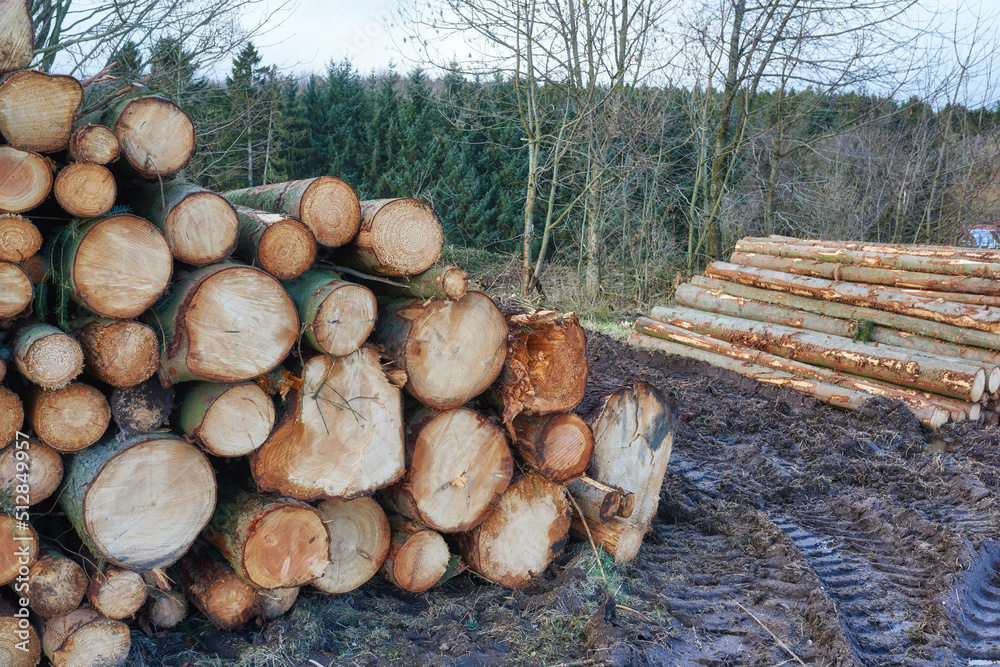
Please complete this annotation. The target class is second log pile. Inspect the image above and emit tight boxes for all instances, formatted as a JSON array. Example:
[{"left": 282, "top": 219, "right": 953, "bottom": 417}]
[{"left": 632, "top": 235, "right": 1000, "bottom": 428}]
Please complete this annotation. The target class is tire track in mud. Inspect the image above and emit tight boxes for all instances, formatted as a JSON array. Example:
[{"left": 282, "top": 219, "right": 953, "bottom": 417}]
[{"left": 947, "top": 542, "right": 1000, "bottom": 663}]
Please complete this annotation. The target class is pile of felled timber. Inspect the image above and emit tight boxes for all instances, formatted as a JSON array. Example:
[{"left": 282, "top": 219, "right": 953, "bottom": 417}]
[
  {"left": 0, "top": 9, "right": 675, "bottom": 667},
  {"left": 631, "top": 235, "right": 1000, "bottom": 430}
]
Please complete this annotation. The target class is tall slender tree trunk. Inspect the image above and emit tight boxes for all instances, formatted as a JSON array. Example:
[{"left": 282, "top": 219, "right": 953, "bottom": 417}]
[
  {"left": 521, "top": 139, "right": 539, "bottom": 294},
  {"left": 583, "top": 148, "right": 601, "bottom": 300},
  {"left": 247, "top": 107, "right": 254, "bottom": 188}
]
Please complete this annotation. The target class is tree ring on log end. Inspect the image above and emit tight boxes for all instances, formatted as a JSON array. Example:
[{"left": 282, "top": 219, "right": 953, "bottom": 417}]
[
  {"left": 199, "top": 383, "right": 275, "bottom": 457},
  {"left": 392, "top": 529, "right": 448, "bottom": 592},
  {"left": 300, "top": 176, "right": 361, "bottom": 247},
  {"left": 0, "top": 146, "right": 52, "bottom": 212},
  {"left": 369, "top": 199, "right": 443, "bottom": 275},
  {"left": 313, "top": 497, "right": 390, "bottom": 594},
  {"left": 312, "top": 283, "right": 376, "bottom": 356},
  {"left": 258, "top": 218, "right": 316, "bottom": 279},
  {"left": 115, "top": 96, "right": 195, "bottom": 178},
  {"left": 53, "top": 163, "right": 116, "bottom": 217},
  {"left": 242, "top": 505, "right": 329, "bottom": 589},
  {"left": 20, "top": 333, "right": 83, "bottom": 389},
  {"left": 167, "top": 191, "right": 239, "bottom": 266},
  {"left": 0, "top": 260, "right": 31, "bottom": 317}
]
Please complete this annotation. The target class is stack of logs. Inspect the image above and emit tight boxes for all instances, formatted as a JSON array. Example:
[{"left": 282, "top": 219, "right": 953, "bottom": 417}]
[
  {"left": 631, "top": 234, "right": 1000, "bottom": 429},
  {"left": 0, "top": 8, "right": 675, "bottom": 666}
]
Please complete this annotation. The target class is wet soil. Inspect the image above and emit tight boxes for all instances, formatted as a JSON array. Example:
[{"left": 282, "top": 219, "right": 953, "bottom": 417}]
[{"left": 134, "top": 332, "right": 1000, "bottom": 666}]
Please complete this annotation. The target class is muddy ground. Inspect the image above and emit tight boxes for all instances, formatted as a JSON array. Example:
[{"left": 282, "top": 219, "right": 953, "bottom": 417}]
[{"left": 132, "top": 332, "right": 1000, "bottom": 667}]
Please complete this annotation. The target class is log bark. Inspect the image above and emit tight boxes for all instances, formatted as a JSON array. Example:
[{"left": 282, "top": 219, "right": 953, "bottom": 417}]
[
  {"left": 178, "top": 382, "right": 275, "bottom": 457},
  {"left": 16, "top": 544, "right": 86, "bottom": 619},
  {"left": 0, "top": 214, "right": 40, "bottom": 261},
  {"left": 17, "top": 253, "right": 42, "bottom": 285},
  {"left": 691, "top": 274, "right": 1000, "bottom": 351},
  {"left": 628, "top": 333, "right": 949, "bottom": 428},
  {"left": 380, "top": 408, "right": 513, "bottom": 533},
  {"left": 223, "top": 176, "right": 361, "bottom": 248},
  {"left": 510, "top": 413, "right": 593, "bottom": 484},
  {"left": 375, "top": 292, "right": 507, "bottom": 410},
  {"left": 203, "top": 486, "right": 329, "bottom": 590},
  {"left": 0, "top": 260, "right": 30, "bottom": 318},
  {"left": 761, "top": 235, "right": 1000, "bottom": 261},
  {"left": 283, "top": 270, "right": 377, "bottom": 357},
  {"left": 234, "top": 206, "right": 316, "bottom": 280},
  {"left": 635, "top": 317, "right": 967, "bottom": 424},
  {"left": 0, "top": 437, "right": 62, "bottom": 504},
  {"left": 312, "top": 497, "right": 390, "bottom": 594},
  {"left": 0, "top": 514, "right": 37, "bottom": 586},
  {"left": 730, "top": 251, "right": 1000, "bottom": 296},
  {"left": 25, "top": 383, "right": 110, "bottom": 453},
  {"left": 566, "top": 476, "right": 626, "bottom": 524},
  {"left": 67, "top": 124, "right": 120, "bottom": 165},
  {"left": 584, "top": 382, "right": 675, "bottom": 530},
  {"left": 52, "top": 163, "right": 116, "bottom": 218},
  {"left": 494, "top": 309, "right": 588, "bottom": 423},
  {"left": 379, "top": 516, "right": 452, "bottom": 593},
  {"left": 179, "top": 552, "right": 256, "bottom": 630},
  {"left": 145, "top": 589, "right": 186, "bottom": 628},
  {"left": 102, "top": 94, "right": 195, "bottom": 179},
  {"left": 41, "top": 606, "right": 130, "bottom": 667},
  {"left": 0, "top": 595, "right": 41, "bottom": 667},
  {"left": 569, "top": 515, "right": 644, "bottom": 564},
  {"left": 455, "top": 473, "right": 570, "bottom": 590},
  {"left": 348, "top": 265, "right": 469, "bottom": 301},
  {"left": 85, "top": 564, "right": 146, "bottom": 620},
  {"left": 252, "top": 346, "right": 405, "bottom": 500},
  {"left": 123, "top": 181, "right": 239, "bottom": 267},
  {"left": 0, "top": 0, "right": 33, "bottom": 73},
  {"left": 153, "top": 261, "right": 298, "bottom": 385},
  {"left": 649, "top": 306, "right": 987, "bottom": 403},
  {"left": 54, "top": 214, "right": 172, "bottom": 319},
  {"left": 256, "top": 587, "right": 298, "bottom": 620},
  {"left": 706, "top": 261, "right": 1000, "bottom": 336},
  {"left": 0, "top": 146, "right": 53, "bottom": 212},
  {"left": 878, "top": 287, "right": 1000, "bottom": 307},
  {"left": 0, "top": 385, "right": 23, "bottom": 445},
  {"left": 0, "top": 71, "right": 83, "bottom": 153},
  {"left": 346, "top": 198, "right": 444, "bottom": 276},
  {"left": 59, "top": 433, "right": 216, "bottom": 570},
  {"left": 108, "top": 376, "right": 173, "bottom": 435},
  {"left": 13, "top": 323, "right": 83, "bottom": 389},
  {"left": 75, "top": 317, "right": 159, "bottom": 388}
]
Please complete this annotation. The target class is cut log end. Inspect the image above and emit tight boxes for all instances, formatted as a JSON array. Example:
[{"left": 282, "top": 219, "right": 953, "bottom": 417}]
[
  {"left": 180, "top": 556, "right": 256, "bottom": 631},
  {"left": 0, "top": 611, "right": 41, "bottom": 667},
  {"left": 43, "top": 609, "right": 130, "bottom": 667},
  {"left": 257, "top": 217, "right": 317, "bottom": 279},
  {"left": 87, "top": 564, "right": 148, "bottom": 619},
  {"left": 0, "top": 146, "right": 53, "bottom": 213},
  {"left": 309, "top": 282, "right": 377, "bottom": 357},
  {"left": 27, "top": 383, "right": 110, "bottom": 452},
  {"left": 185, "top": 382, "right": 275, "bottom": 457},
  {"left": 361, "top": 198, "right": 443, "bottom": 276},
  {"left": 0, "top": 260, "right": 31, "bottom": 318},
  {"left": 109, "top": 376, "right": 174, "bottom": 435},
  {"left": 114, "top": 96, "right": 195, "bottom": 179},
  {"left": 78, "top": 318, "right": 159, "bottom": 388},
  {"left": 570, "top": 515, "right": 644, "bottom": 563},
  {"left": 53, "top": 163, "right": 116, "bottom": 218},
  {"left": 25, "top": 551, "right": 88, "bottom": 618},
  {"left": 511, "top": 413, "right": 593, "bottom": 483},
  {"left": 0, "top": 437, "right": 63, "bottom": 504},
  {"left": 313, "top": 497, "right": 390, "bottom": 594},
  {"left": 0, "top": 214, "right": 41, "bottom": 262},
  {"left": 0, "top": 386, "right": 23, "bottom": 445},
  {"left": 69, "top": 124, "right": 121, "bottom": 164},
  {"left": 16, "top": 329, "right": 84, "bottom": 389},
  {"left": 0, "top": 515, "right": 38, "bottom": 586},
  {"left": 242, "top": 505, "right": 330, "bottom": 589},
  {"left": 382, "top": 520, "right": 450, "bottom": 593},
  {"left": 301, "top": 176, "right": 362, "bottom": 247},
  {"left": 146, "top": 589, "right": 187, "bottom": 628},
  {"left": 166, "top": 191, "right": 239, "bottom": 266},
  {"left": 256, "top": 587, "right": 299, "bottom": 620},
  {"left": 0, "top": 71, "right": 83, "bottom": 153}
]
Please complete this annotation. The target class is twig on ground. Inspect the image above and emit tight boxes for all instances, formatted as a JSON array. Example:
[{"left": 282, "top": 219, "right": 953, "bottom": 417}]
[{"left": 733, "top": 600, "right": 808, "bottom": 667}]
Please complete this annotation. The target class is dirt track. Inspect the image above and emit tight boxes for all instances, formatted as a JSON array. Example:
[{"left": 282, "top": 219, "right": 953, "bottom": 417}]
[{"left": 134, "top": 332, "right": 1000, "bottom": 666}]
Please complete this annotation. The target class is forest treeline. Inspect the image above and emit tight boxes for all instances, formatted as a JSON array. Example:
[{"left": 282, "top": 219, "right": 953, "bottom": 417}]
[{"left": 104, "top": 39, "right": 1000, "bottom": 308}]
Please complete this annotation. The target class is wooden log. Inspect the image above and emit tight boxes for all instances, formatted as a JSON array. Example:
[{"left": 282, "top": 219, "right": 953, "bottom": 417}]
[
  {"left": 635, "top": 318, "right": 966, "bottom": 424},
  {"left": 349, "top": 265, "right": 469, "bottom": 301},
  {"left": 0, "top": 214, "right": 40, "bottom": 262},
  {"left": 52, "top": 163, "right": 116, "bottom": 218},
  {"left": 15, "top": 544, "right": 86, "bottom": 619},
  {"left": 153, "top": 261, "right": 298, "bottom": 385},
  {"left": 346, "top": 198, "right": 444, "bottom": 276},
  {"left": 0, "top": 71, "right": 83, "bottom": 153},
  {"left": 691, "top": 274, "right": 1000, "bottom": 352},
  {"left": 203, "top": 486, "right": 329, "bottom": 590},
  {"left": 144, "top": 589, "right": 186, "bottom": 628},
  {"left": 178, "top": 552, "right": 256, "bottom": 631},
  {"left": 234, "top": 206, "right": 316, "bottom": 280},
  {"left": 381, "top": 408, "right": 513, "bottom": 533},
  {"left": 0, "top": 595, "right": 41, "bottom": 667},
  {"left": 510, "top": 413, "right": 593, "bottom": 483},
  {"left": 53, "top": 214, "right": 172, "bottom": 319},
  {"left": 730, "top": 251, "right": 1000, "bottom": 296},
  {"left": 877, "top": 286, "right": 1000, "bottom": 307},
  {"left": 650, "top": 306, "right": 987, "bottom": 403},
  {"left": 0, "top": 437, "right": 62, "bottom": 504},
  {"left": 494, "top": 309, "right": 588, "bottom": 423},
  {"left": 761, "top": 235, "right": 1000, "bottom": 261},
  {"left": 178, "top": 382, "right": 275, "bottom": 457},
  {"left": 123, "top": 181, "right": 239, "bottom": 267},
  {"left": 25, "top": 383, "right": 110, "bottom": 453},
  {"left": 379, "top": 516, "right": 451, "bottom": 593},
  {"left": 455, "top": 473, "right": 571, "bottom": 589},
  {"left": 312, "top": 497, "right": 390, "bottom": 594},
  {"left": 102, "top": 94, "right": 195, "bottom": 179},
  {"left": 628, "top": 333, "right": 950, "bottom": 428},
  {"left": 252, "top": 346, "right": 405, "bottom": 500},
  {"left": 223, "top": 176, "right": 361, "bottom": 248},
  {"left": 0, "top": 1, "right": 33, "bottom": 73},
  {"left": 17, "top": 253, "right": 43, "bottom": 285},
  {"left": 13, "top": 323, "right": 83, "bottom": 389},
  {"left": 375, "top": 292, "right": 507, "bottom": 410},
  {"left": 108, "top": 376, "right": 173, "bottom": 435},
  {"left": 566, "top": 476, "right": 624, "bottom": 524},
  {"left": 67, "top": 124, "right": 120, "bottom": 165},
  {"left": 0, "top": 260, "right": 30, "bottom": 318},
  {"left": 283, "top": 270, "right": 377, "bottom": 357},
  {"left": 0, "top": 146, "right": 52, "bottom": 212},
  {"left": 584, "top": 382, "right": 675, "bottom": 529},
  {"left": 569, "top": 515, "right": 644, "bottom": 564},
  {"left": 85, "top": 563, "right": 146, "bottom": 620},
  {"left": 75, "top": 317, "right": 159, "bottom": 388},
  {"left": 59, "top": 433, "right": 216, "bottom": 570},
  {"left": 0, "top": 514, "right": 37, "bottom": 586},
  {"left": 256, "top": 587, "right": 298, "bottom": 620},
  {"left": 41, "top": 606, "right": 130, "bottom": 667},
  {"left": 0, "top": 385, "right": 23, "bottom": 445}
]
